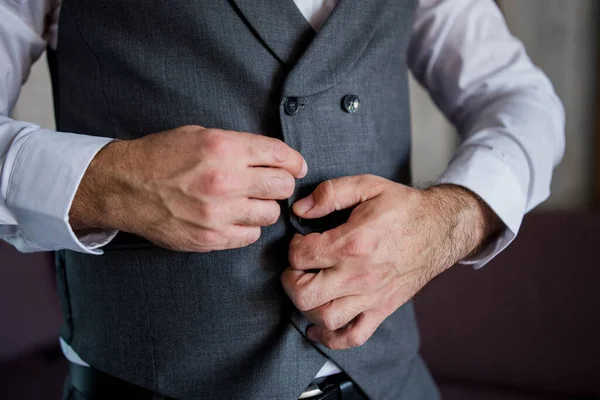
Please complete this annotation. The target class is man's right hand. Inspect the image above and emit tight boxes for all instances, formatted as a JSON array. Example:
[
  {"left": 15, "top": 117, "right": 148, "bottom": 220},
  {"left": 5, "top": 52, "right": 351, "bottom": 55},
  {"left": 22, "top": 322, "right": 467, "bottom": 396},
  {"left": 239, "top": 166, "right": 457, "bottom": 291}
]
[{"left": 69, "top": 126, "right": 307, "bottom": 252}]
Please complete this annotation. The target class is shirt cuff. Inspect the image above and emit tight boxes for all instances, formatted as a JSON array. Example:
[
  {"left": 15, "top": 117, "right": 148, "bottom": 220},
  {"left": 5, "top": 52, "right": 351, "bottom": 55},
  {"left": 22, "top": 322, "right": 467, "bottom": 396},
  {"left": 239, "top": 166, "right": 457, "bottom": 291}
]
[
  {"left": 437, "top": 146, "right": 526, "bottom": 269},
  {"left": 4, "top": 129, "right": 117, "bottom": 253}
]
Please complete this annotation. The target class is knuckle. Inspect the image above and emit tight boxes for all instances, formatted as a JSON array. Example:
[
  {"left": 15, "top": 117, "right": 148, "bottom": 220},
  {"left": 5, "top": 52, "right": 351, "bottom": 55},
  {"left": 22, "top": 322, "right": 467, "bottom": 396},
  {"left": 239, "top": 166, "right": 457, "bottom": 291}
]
[
  {"left": 268, "top": 140, "right": 289, "bottom": 164},
  {"left": 359, "top": 174, "right": 384, "bottom": 192},
  {"left": 202, "top": 169, "right": 233, "bottom": 196},
  {"left": 319, "top": 180, "right": 336, "bottom": 204},
  {"left": 288, "top": 242, "right": 306, "bottom": 268},
  {"left": 288, "top": 233, "right": 302, "bottom": 250},
  {"left": 323, "top": 339, "right": 341, "bottom": 350},
  {"left": 176, "top": 125, "right": 200, "bottom": 137},
  {"left": 263, "top": 203, "right": 281, "bottom": 225},
  {"left": 260, "top": 173, "right": 295, "bottom": 198},
  {"left": 197, "top": 204, "right": 218, "bottom": 228},
  {"left": 295, "top": 296, "right": 309, "bottom": 312},
  {"left": 192, "top": 229, "right": 221, "bottom": 247},
  {"left": 295, "top": 290, "right": 314, "bottom": 312},
  {"left": 293, "top": 247, "right": 316, "bottom": 269},
  {"left": 346, "top": 268, "right": 374, "bottom": 288},
  {"left": 357, "top": 174, "right": 374, "bottom": 184},
  {"left": 281, "top": 272, "right": 302, "bottom": 301},
  {"left": 186, "top": 124, "right": 203, "bottom": 133},
  {"left": 279, "top": 175, "right": 296, "bottom": 198},
  {"left": 323, "top": 319, "right": 337, "bottom": 332},
  {"left": 243, "top": 228, "right": 262, "bottom": 245},
  {"left": 279, "top": 270, "right": 294, "bottom": 292},
  {"left": 348, "top": 330, "right": 368, "bottom": 348},
  {"left": 288, "top": 247, "right": 302, "bottom": 268},
  {"left": 342, "top": 235, "right": 374, "bottom": 258},
  {"left": 322, "top": 312, "right": 343, "bottom": 332},
  {"left": 224, "top": 228, "right": 260, "bottom": 249},
  {"left": 202, "top": 130, "right": 229, "bottom": 157},
  {"left": 305, "top": 247, "right": 319, "bottom": 264},
  {"left": 289, "top": 233, "right": 320, "bottom": 267},
  {"left": 238, "top": 205, "right": 254, "bottom": 225},
  {"left": 341, "top": 304, "right": 361, "bottom": 325},
  {"left": 357, "top": 174, "right": 378, "bottom": 185}
]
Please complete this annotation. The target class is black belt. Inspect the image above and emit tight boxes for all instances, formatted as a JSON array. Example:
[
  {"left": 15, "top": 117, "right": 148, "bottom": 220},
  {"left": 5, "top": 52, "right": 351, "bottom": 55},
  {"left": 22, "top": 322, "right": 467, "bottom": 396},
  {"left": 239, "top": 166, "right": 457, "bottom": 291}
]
[
  {"left": 68, "top": 361, "right": 175, "bottom": 400},
  {"left": 68, "top": 361, "right": 366, "bottom": 400}
]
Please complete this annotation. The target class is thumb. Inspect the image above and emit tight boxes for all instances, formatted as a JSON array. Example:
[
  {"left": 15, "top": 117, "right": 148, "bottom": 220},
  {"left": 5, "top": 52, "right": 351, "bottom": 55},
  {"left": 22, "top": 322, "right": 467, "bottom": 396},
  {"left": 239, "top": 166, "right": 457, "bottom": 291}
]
[{"left": 292, "top": 175, "right": 383, "bottom": 219}]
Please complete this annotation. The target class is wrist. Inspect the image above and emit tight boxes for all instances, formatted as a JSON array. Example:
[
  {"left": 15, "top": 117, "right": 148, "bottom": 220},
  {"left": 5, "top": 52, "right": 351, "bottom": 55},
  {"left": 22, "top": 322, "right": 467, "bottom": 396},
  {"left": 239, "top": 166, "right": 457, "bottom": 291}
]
[
  {"left": 69, "top": 139, "right": 133, "bottom": 233},
  {"left": 422, "top": 184, "right": 502, "bottom": 266}
]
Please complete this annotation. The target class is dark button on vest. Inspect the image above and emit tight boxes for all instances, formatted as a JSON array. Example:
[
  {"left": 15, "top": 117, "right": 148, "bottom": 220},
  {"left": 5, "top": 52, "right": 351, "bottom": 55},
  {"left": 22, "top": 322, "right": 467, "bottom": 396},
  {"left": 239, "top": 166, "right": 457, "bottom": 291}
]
[
  {"left": 342, "top": 94, "right": 360, "bottom": 113},
  {"left": 284, "top": 97, "right": 301, "bottom": 115}
]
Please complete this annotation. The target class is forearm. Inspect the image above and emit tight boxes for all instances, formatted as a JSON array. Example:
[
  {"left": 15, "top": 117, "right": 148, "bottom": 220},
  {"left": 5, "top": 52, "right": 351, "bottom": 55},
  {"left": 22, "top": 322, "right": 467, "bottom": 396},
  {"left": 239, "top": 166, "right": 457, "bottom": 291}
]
[
  {"left": 410, "top": 0, "right": 565, "bottom": 267},
  {"left": 411, "top": 0, "right": 565, "bottom": 214},
  {"left": 0, "top": 115, "right": 116, "bottom": 252},
  {"left": 0, "top": 0, "right": 116, "bottom": 253},
  {"left": 435, "top": 85, "right": 564, "bottom": 267}
]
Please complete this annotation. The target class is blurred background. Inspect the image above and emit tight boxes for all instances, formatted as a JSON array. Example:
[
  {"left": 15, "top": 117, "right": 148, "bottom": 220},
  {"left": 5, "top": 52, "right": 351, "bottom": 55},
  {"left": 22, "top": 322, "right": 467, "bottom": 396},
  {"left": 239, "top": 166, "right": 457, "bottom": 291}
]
[{"left": 1, "top": 1, "right": 600, "bottom": 399}]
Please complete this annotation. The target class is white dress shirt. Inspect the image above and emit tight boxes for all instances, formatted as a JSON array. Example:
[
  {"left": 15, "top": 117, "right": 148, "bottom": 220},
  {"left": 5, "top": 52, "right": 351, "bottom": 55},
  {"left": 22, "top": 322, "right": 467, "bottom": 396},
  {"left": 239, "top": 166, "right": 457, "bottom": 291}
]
[{"left": 0, "top": 0, "right": 565, "bottom": 383}]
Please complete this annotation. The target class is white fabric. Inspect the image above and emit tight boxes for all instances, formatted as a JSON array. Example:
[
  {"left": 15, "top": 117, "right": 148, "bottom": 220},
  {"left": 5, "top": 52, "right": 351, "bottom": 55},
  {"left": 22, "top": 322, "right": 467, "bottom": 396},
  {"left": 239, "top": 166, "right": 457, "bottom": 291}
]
[
  {"left": 0, "top": 0, "right": 565, "bottom": 383},
  {"left": 294, "top": 0, "right": 339, "bottom": 31}
]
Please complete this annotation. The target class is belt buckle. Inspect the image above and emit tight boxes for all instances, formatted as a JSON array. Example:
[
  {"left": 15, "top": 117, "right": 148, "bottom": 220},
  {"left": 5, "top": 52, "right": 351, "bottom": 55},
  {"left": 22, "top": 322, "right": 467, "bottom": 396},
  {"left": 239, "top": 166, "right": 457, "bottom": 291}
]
[
  {"left": 298, "top": 384, "right": 324, "bottom": 399},
  {"left": 298, "top": 374, "right": 362, "bottom": 400}
]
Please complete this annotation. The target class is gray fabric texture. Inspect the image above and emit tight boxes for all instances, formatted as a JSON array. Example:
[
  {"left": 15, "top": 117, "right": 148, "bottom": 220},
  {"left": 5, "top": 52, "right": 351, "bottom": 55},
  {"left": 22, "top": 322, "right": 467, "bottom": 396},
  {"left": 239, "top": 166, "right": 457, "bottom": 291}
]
[{"left": 50, "top": 0, "right": 439, "bottom": 398}]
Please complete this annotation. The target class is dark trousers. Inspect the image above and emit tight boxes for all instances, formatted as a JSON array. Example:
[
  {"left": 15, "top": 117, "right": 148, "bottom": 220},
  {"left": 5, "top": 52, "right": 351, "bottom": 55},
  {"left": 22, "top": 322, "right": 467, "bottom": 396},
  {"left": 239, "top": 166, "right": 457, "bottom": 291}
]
[
  {"left": 63, "top": 379, "right": 85, "bottom": 400},
  {"left": 62, "top": 366, "right": 367, "bottom": 400},
  {"left": 62, "top": 375, "right": 172, "bottom": 400}
]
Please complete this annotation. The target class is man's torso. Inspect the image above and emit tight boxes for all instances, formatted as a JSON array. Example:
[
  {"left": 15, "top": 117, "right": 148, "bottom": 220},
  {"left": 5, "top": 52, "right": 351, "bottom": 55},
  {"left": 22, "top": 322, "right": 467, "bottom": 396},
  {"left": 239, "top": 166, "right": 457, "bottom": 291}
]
[{"left": 50, "top": 1, "right": 438, "bottom": 398}]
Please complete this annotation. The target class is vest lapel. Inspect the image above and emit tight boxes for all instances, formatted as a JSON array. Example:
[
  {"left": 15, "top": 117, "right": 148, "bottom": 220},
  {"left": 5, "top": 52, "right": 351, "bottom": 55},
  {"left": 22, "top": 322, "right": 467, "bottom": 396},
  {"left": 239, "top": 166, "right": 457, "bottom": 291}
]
[
  {"left": 230, "top": 0, "right": 418, "bottom": 96},
  {"left": 228, "top": 0, "right": 315, "bottom": 66},
  {"left": 283, "top": 0, "right": 418, "bottom": 96}
]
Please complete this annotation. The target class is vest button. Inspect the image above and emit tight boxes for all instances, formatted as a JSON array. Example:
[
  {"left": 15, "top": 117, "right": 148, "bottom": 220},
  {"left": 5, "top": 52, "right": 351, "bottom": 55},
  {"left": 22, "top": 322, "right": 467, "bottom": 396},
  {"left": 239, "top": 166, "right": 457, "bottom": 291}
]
[
  {"left": 342, "top": 94, "right": 360, "bottom": 113},
  {"left": 284, "top": 97, "right": 300, "bottom": 115}
]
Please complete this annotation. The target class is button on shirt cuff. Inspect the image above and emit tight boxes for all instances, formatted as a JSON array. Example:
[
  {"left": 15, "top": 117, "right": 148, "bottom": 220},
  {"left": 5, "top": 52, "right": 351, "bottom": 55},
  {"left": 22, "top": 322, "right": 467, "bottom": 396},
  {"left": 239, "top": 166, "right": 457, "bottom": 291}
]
[
  {"left": 4, "top": 129, "right": 117, "bottom": 253},
  {"left": 437, "top": 146, "right": 526, "bottom": 269}
]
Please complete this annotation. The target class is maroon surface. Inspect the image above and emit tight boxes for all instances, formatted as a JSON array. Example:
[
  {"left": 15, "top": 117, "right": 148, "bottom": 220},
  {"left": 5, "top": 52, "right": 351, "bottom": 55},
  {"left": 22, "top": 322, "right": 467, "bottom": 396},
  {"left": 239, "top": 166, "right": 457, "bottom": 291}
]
[
  {"left": 0, "top": 348, "right": 67, "bottom": 400},
  {"left": 438, "top": 382, "right": 570, "bottom": 400},
  {"left": 416, "top": 211, "right": 600, "bottom": 398},
  {"left": 0, "top": 242, "right": 61, "bottom": 362}
]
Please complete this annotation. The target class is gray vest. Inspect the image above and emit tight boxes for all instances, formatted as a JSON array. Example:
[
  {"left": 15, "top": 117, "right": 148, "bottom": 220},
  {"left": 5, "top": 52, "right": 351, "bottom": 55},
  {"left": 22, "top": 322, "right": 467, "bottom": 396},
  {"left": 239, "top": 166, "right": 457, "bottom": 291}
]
[{"left": 50, "top": 0, "right": 439, "bottom": 398}]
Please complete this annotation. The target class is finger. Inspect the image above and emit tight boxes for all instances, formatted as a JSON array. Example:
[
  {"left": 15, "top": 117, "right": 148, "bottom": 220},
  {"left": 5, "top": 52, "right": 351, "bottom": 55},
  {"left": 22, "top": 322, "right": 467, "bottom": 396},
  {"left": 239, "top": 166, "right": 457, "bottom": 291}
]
[
  {"left": 189, "top": 225, "right": 261, "bottom": 251},
  {"left": 281, "top": 267, "right": 359, "bottom": 311},
  {"left": 306, "top": 310, "right": 387, "bottom": 350},
  {"left": 232, "top": 199, "right": 281, "bottom": 226},
  {"left": 302, "top": 295, "right": 372, "bottom": 332},
  {"left": 245, "top": 168, "right": 296, "bottom": 200},
  {"left": 292, "top": 175, "right": 384, "bottom": 219},
  {"left": 289, "top": 223, "right": 376, "bottom": 270},
  {"left": 245, "top": 135, "right": 307, "bottom": 179},
  {"left": 288, "top": 230, "right": 343, "bottom": 270},
  {"left": 219, "top": 225, "right": 262, "bottom": 249}
]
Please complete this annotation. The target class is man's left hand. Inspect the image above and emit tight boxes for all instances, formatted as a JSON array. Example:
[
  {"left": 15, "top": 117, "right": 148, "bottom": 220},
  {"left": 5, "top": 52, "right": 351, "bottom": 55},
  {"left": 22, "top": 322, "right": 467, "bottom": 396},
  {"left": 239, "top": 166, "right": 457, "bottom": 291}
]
[{"left": 281, "top": 175, "right": 500, "bottom": 350}]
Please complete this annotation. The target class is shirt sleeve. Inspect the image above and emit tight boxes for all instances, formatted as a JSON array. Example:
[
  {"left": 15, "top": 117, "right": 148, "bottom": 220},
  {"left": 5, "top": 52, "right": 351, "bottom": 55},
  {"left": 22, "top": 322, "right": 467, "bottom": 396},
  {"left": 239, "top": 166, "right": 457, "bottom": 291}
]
[
  {"left": 408, "top": 0, "right": 565, "bottom": 268},
  {"left": 0, "top": 0, "right": 117, "bottom": 253}
]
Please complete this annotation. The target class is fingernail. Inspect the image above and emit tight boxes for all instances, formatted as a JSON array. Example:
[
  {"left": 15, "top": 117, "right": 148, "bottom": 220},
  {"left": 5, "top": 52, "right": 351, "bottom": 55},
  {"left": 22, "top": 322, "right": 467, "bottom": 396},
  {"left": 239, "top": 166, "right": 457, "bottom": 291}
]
[
  {"left": 299, "top": 159, "right": 308, "bottom": 178},
  {"left": 293, "top": 194, "right": 315, "bottom": 215}
]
